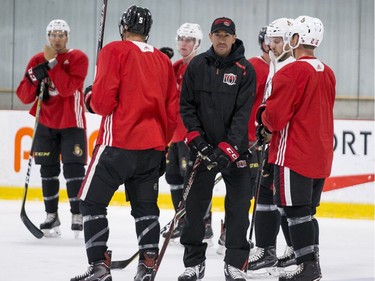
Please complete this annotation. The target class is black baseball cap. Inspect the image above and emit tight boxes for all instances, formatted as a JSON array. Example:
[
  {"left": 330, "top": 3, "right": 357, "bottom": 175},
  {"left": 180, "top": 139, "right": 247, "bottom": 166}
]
[{"left": 211, "top": 17, "right": 236, "bottom": 35}]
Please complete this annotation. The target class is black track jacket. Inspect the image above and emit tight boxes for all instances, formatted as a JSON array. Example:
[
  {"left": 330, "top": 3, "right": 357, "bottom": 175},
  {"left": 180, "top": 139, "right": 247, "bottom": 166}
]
[{"left": 180, "top": 39, "right": 256, "bottom": 155}]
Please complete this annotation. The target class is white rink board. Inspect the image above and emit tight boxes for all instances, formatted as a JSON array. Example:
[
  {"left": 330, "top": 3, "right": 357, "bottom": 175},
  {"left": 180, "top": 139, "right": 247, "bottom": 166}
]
[{"left": 0, "top": 110, "right": 373, "bottom": 201}]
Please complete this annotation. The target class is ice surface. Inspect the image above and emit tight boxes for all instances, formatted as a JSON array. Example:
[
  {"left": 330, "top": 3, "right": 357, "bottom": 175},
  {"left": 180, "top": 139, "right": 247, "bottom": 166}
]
[{"left": 1, "top": 200, "right": 374, "bottom": 281}]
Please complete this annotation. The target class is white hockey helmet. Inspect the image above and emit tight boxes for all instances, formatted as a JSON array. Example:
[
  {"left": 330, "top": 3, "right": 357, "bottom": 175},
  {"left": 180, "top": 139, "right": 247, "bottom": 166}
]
[
  {"left": 265, "top": 17, "right": 294, "bottom": 44},
  {"left": 176, "top": 23, "right": 203, "bottom": 50},
  {"left": 46, "top": 19, "right": 70, "bottom": 37},
  {"left": 286, "top": 16, "right": 324, "bottom": 48}
]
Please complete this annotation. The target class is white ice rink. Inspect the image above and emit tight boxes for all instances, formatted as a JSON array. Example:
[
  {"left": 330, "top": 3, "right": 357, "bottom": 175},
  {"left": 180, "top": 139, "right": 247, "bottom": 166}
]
[{"left": 1, "top": 200, "right": 374, "bottom": 281}]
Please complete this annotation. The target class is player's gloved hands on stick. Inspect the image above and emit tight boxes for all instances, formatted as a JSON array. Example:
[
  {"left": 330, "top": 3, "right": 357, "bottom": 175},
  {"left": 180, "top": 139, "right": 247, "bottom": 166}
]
[
  {"left": 203, "top": 142, "right": 239, "bottom": 172},
  {"left": 84, "top": 85, "right": 95, "bottom": 114},
  {"left": 186, "top": 131, "right": 212, "bottom": 157}
]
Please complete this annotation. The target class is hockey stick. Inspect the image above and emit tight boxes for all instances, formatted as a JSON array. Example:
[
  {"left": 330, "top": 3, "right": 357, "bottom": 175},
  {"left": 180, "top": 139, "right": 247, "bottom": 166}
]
[
  {"left": 151, "top": 156, "right": 202, "bottom": 280},
  {"left": 160, "top": 174, "right": 222, "bottom": 235},
  {"left": 97, "top": 0, "right": 108, "bottom": 60},
  {"left": 248, "top": 142, "right": 267, "bottom": 243},
  {"left": 110, "top": 250, "right": 139, "bottom": 270},
  {"left": 111, "top": 165, "right": 219, "bottom": 270},
  {"left": 20, "top": 81, "right": 46, "bottom": 239}
]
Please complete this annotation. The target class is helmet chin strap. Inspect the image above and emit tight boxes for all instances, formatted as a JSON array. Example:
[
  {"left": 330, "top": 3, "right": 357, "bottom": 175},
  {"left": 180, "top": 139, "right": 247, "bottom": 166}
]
[{"left": 270, "top": 43, "right": 292, "bottom": 63}]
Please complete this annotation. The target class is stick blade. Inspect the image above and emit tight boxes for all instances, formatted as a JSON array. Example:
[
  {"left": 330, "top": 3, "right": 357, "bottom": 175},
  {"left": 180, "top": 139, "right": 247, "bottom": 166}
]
[
  {"left": 20, "top": 209, "right": 44, "bottom": 239},
  {"left": 111, "top": 251, "right": 139, "bottom": 270}
]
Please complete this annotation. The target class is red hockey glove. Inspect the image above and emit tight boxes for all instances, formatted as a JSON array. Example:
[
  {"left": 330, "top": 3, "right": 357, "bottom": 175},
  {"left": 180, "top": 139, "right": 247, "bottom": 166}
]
[{"left": 203, "top": 142, "right": 239, "bottom": 172}]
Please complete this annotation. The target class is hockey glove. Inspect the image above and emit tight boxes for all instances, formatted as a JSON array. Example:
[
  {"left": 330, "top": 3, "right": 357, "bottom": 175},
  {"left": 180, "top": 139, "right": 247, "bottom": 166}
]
[
  {"left": 159, "top": 47, "right": 174, "bottom": 59},
  {"left": 186, "top": 131, "right": 212, "bottom": 157},
  {"left": 255, "top": 103, "right": 267, "bottom": 126},
  {"left": 84, "top": 85, "right": 95, "bottom": 114},
  {"left": 203, "top": 142, "right": 239, "bottom": 172},
  {"left": 26, "top": 61, "right": 50, "bottom": 85}
]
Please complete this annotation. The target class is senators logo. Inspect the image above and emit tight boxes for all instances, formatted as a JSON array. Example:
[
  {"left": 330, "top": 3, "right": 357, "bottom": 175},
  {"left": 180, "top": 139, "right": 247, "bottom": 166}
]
[
  {"left": 73, "top": 144, "right": 83, "bottom": 157},
  {"left": 223, "top": 73, "right": 237, "bottom": 86}
]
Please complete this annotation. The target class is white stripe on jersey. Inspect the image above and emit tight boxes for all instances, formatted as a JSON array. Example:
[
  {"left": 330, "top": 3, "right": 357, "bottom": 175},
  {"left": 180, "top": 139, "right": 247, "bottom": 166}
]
[
  {"left": 283, "top": 167, "right": 292, "bottom": 205},
  {"left": 276, "top": 122, "right": 289, "bottom": 166},
  {"left": 80, "top": 145, "right": 106, "bottom": 201},
  {"left": 74, "top": 90, "right": 84, "bottom": 128},
  {"left": 103, "top": 114, "right": 113, "bottom": 146}
]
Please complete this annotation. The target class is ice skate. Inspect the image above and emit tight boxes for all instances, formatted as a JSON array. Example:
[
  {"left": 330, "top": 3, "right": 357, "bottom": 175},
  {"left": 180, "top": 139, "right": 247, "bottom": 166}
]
[
  {"left": 216, "top": 219, "right": 226, "bottom": 255},
  {"left": 178, "top": 261, "right": 205, "bottom": 281},
  {"left": 134, "top": 250, "right": 157, "bottom": 281},
  {"left": 40, "top": 212, "right": 61, "bottom": 237},
  {"left": 278, "top": 260, "right": 321, "bottom": 281},
  {"left": 247, "top": 246, "right": 279, "bottom": 278},
  {"left": 203, "top": 217, "right": 214, "bottom": 247},
  {"left": 277, "top": 246, "right": 296, "bottom": 272},
  {"left": 162, "top": 219, "right": 183, "bottom": 244},
  {"left": 224, "top": 263, "right": 246, "bottom": 281},
  {"left": 71, "top": 213, "right": 83, "bottom": 238},
  {"left": 70, "top": 251, "right": 111, "bottom": 281}
]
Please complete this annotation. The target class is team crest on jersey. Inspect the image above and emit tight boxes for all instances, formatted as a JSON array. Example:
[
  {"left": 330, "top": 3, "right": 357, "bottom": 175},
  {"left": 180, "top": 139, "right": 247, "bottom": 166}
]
[
  {"left": 223, "top": 73, "right": 237, "bottom": 86},
  {"left": 73, "top": 144, "right": 83, "bottom": 157},
  {"left": 236, "top": 160, "right": 247, "bottom": 168}
]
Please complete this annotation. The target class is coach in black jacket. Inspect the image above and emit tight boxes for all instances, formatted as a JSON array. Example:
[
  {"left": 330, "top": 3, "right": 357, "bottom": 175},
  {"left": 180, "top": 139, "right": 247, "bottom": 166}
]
[{"left": 179, "top": 17, "right": 256, "bottom": 281}]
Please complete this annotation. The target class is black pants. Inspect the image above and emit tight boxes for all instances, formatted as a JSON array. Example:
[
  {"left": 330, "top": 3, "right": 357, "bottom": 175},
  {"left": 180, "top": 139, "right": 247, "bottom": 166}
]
[
  {"left": 80, "top": 145, "right": 163, "bottom": 263},
  {"left": 180, "top": 153, "right": 252, "bottom": 270}
]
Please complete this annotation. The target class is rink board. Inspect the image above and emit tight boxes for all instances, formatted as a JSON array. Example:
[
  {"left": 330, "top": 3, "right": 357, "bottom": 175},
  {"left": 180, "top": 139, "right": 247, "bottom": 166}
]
[{"left": 0, "top": 110, "right": 374, "bottom": 219}]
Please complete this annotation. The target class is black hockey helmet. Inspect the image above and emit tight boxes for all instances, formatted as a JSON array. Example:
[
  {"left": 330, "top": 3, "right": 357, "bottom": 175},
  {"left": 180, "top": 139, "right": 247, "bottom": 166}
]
[
  {"left": 119, "top": 5, "right": 153, "bottom": 40},
  {"left": 258, "top": 26, "right": 268, "bottom": 52}
]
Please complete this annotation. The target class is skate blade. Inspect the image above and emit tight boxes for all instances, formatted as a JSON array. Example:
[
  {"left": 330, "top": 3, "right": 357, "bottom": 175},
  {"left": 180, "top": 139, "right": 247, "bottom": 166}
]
[
  {"left": 247, "top": 267, "right": 279, "bottom": 278},
  {"left": 42, "top": 226, "right": 61, "bottom": 238},
  {"left": 216, "top": 244, "right": 225, "bottom": 255},
  {"left": 73, "top": 230, "right": 81, "bottom": 239},
  {"left": 277, "top": 264, "right": 297, "bottom": 274}
]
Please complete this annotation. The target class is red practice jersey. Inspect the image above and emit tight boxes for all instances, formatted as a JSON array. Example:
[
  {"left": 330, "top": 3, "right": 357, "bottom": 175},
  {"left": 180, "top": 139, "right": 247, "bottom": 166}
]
[
  {"left": 248, "top": 56, "right": 269, "bottom": 142},
  {"left": 17, "top": 49, "right": 88, "bottom": 129},
  {"left": 90, "top": 40, "right": 178, "bottom": 150},
  {"left": 262, "top": 57, "right": 336, "bottom": 178},
  {"left": 170, "top": 59, "right": 188, "bottom": 143}
]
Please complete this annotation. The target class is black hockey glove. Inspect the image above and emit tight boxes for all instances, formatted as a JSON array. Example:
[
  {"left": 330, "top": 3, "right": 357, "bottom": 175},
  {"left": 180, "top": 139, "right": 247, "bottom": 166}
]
[
  {"left": 159, "top": 47, "right": 174, "bottom": 59},
  {"left": 35, "top": 81, "right": 50, "bottom": 102},
  {"left": 203, "top": 142, "right": 239, "bottom": 172},
  {"left": 256, "top": 125, "right": 272, "bottom": 146},
  {"left": 186, "top": 131, "right": 212, "bottom": 157},
  {"left": 26, "top": 61, "right": 50, "bottom": 85},
  {"left": 255, "top": 103, "right": 267, "bottom": 126},
  {"left": 84, "top": 85, "right": 95, "bottom": 114}
]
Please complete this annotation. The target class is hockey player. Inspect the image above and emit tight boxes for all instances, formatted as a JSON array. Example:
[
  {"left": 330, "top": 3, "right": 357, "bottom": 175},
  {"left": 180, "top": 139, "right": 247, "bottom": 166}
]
[
  {"left": 247, "top": 18, "right": 297, "bottom": 278},
  {"left": 163, "top": 23, "right": 213, "bottom": 243},
  {"left": 217, "top": 26, "right": 270, "bottom": 256},
  {"left": 16, "top": 19, "right": 88, "bottom": 238},
  {"left": 70, "top": 5, "right": 178, "bottom": 281},
  {"left": 178, "top": 17, "right": 256, "bottom": 281},
  {"left": 258, "top": 15, "right": 335, "bottom": 281}
]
